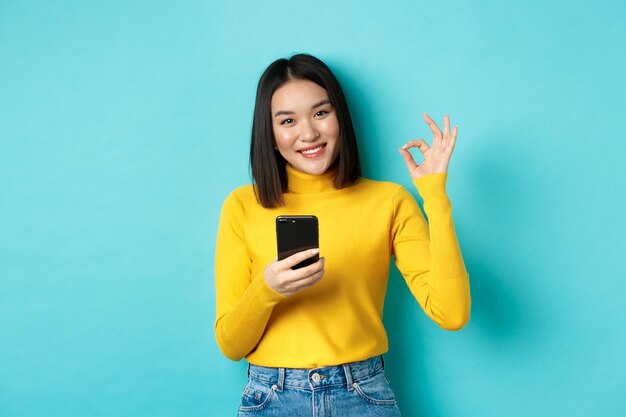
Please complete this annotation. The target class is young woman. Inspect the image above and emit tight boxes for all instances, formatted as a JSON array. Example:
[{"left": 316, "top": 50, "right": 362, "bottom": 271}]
[{"left": 215, "top": 54, "right": 471, "bottom": 416}]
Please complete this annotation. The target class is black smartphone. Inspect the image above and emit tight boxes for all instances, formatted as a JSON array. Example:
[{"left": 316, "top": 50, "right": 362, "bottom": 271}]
[{"left": 276, "top": 215, "right": 319, "bottom": 269}]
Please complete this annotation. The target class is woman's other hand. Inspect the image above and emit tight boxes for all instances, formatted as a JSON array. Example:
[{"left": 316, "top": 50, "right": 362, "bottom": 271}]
[
  {"left": 399, "top": 113, "right": 458, "bottom": 179},
  {"left": 263, "top": 249, "right": 325, "bottom": 297}
]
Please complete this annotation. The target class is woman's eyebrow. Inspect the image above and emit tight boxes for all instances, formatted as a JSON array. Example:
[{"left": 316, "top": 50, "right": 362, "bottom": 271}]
[
  {"left": 273, "top": 99, "right": 332, "bottom": 117},
  {"left": 311, "top": 99, "right": 331, "bottom": 109},
  {"left": 273, "top": 109, "right": 294, "bottom": 117}
]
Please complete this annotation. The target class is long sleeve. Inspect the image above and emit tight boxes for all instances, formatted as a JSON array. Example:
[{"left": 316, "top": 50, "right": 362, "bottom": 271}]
[
  {"left": 391, "top": 172, "right": 471, "bottom": 330},
  {"left": 214, "top": 170, "right": 469, "bottom": 367},
  {"left": 214, "top": 193, "right": 285, "bottom": 361}
]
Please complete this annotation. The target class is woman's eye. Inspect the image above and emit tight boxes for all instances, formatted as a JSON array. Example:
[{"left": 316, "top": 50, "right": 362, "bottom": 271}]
[
  {"left": 280, "top": 118, "right": 294, "bottom": 125},
  {"left": 315, "top": 110, "right": 329, "bottom": 117}
]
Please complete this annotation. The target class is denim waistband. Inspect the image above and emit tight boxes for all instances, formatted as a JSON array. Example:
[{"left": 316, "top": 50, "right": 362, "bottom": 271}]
[{"left": 247, "top": 356, "right": 385, "bottom": 392}]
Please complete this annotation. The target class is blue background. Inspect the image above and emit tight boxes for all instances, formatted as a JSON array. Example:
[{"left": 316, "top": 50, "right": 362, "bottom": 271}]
[{"left": 1, "top": 1, "right": 625, "bottom": 416}]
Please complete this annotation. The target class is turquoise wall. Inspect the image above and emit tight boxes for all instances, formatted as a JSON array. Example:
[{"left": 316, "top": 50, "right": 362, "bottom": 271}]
[{"left": 1, "top": 1, "right": 624, "bottom": 416}]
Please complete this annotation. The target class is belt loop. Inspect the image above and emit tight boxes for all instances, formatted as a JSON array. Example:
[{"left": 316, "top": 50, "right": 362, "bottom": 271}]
[
  {"left": 380, "top": 355, "right": 385, "bottom": 369},
  {"left": 276, "top": 367, "right": 285, "bottom": 392},
  {"left": 247, "top": 362, "right": 251, "bottom": 378},
  {"left": 343, "top": 363, "right": 355, "bottom": 391}
]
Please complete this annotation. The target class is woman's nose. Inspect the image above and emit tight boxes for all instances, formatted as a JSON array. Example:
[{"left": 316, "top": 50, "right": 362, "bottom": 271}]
[{"left": 299, "top": 121, "right": 319, "bottom": 141}]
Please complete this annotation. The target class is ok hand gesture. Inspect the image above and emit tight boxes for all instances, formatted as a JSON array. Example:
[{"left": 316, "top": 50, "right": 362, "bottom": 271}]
[{"left": 399, "top": 113, "right": 458, "bottom": 179}]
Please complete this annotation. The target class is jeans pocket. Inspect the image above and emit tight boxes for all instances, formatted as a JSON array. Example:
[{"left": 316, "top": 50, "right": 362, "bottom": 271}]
[
  {"left": 238, "top": 379, "right": 277, "bottom": 413},
  {"left": 352, "top": 372, "right": 398, "bottom": 406}
]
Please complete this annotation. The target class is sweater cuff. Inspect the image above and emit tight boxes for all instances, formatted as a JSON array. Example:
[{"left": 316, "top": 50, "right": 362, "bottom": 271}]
[
  {"left": 413, "top": 172, "right": 448, "bottom": 200},
  {"left": 252, "top": 272, "right": 287, "bottom": 305}
]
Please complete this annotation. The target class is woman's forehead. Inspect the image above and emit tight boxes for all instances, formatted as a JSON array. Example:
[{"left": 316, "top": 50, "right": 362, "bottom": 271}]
[{"left": 271, "top": 80, "right": 329, "bottom": 111}]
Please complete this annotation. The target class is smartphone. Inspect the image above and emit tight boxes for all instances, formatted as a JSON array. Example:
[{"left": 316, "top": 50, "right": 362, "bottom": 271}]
[{"left": 276, "top": 215, "right": 319, "bottom": 269}]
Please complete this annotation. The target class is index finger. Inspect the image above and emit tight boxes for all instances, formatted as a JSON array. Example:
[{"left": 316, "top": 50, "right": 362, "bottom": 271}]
[{"left": 282, "top": 248, "right": 320, "bottom": 269}]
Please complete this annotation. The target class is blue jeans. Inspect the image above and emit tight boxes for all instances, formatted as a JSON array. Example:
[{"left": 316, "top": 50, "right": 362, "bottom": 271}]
[{"left": 237, "top": 355, "right": 401, "bottom": 416}]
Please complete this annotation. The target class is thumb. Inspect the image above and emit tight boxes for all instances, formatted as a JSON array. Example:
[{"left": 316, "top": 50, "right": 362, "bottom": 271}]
[{"left": 399, "top": 148, "right": 419, "bottom": 171}]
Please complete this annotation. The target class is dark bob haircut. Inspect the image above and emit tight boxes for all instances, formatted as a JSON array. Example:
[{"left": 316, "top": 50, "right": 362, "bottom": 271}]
[{"left": 250, "top": 54, "right": 361, "bottom": 208}]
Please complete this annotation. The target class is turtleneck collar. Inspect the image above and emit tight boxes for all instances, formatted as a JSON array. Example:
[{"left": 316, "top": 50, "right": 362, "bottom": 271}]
[{"left": 286, "top": 164, "right": 338, "bottom": 194}]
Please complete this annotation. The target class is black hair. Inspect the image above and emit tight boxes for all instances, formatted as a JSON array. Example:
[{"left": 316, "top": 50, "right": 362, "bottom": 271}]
[{"left": 249, "top": 54, "right": 361, "bottom": 208}]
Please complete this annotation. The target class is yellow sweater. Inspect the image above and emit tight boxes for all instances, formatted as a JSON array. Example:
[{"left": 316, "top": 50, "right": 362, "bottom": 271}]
[{"left": 214, "top": 164, "right": 471, "bottom": 368}]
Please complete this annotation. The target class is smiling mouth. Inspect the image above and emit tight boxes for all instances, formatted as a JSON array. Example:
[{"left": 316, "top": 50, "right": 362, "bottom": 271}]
[{"left": 298, "top": 143, "right": 326, "bottom": 156}]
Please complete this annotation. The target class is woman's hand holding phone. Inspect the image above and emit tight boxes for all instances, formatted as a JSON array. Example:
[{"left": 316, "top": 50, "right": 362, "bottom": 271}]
[{"left": 264, "top": 249, "right": 325, "bottom": 297}]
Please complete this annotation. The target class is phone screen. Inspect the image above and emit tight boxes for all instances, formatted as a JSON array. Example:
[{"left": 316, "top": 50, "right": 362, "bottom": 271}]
[{"left": 276, "top": 215, "right": 319, "bottom": 269}]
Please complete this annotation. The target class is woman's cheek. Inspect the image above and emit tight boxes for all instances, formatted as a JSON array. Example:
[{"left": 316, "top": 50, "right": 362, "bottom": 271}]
[
  {"left": 274, "top": 129, "right": 295, "bottom": 150},
  {"left": 323, "top": 116, "right": 340, "bottom": 137}
]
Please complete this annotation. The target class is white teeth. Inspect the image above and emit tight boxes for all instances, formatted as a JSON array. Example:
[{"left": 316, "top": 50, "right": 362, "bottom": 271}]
[{"left": 300, "top": 145, "right": 323, "bottom": 155}]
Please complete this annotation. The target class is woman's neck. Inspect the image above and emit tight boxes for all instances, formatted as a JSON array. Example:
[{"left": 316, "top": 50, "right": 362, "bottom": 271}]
[{"left": 286, "top": 164, "right": 337, "bottom": 194}]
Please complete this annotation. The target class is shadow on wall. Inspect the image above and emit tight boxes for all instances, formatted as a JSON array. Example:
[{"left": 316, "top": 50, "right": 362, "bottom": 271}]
[
  {"left": 384, "top": 260, "right": 532, "bottom": 416},
  {"left": 457, "top": 131, "right": 546, "bottom": 350}
]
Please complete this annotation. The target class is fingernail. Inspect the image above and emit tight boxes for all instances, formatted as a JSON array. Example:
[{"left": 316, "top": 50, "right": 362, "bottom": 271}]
[{"left": 311, "top": 248, "right": 320, "bottom": 254}]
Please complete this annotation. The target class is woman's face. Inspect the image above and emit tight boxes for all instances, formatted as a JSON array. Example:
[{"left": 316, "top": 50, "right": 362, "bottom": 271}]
[{"left": 271, "top": 79, "right": 340, "bottom": 176}]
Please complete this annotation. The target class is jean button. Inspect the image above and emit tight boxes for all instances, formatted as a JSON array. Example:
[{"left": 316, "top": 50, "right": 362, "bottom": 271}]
[{"left": 311, "top": 373, "right": 321, "bottom": 382}]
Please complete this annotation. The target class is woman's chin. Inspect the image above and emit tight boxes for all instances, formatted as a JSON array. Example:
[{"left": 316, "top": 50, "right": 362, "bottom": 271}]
[
  {"left": 291, "top": 160, "right": 331, "bottom": 176},
  {"left": 306, "top": 164, "right": 332, "bottom": 176}
]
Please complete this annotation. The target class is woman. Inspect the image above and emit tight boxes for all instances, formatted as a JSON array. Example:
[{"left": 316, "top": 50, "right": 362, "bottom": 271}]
[{"left": 215, "top": 54, "right": 471, "bottom": 416}]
